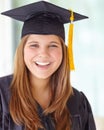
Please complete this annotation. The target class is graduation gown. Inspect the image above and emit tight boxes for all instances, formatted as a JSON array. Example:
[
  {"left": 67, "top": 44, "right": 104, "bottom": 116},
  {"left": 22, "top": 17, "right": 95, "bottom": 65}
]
[{"left": 0, "top": 75, "right": 96, "bottom": 130}]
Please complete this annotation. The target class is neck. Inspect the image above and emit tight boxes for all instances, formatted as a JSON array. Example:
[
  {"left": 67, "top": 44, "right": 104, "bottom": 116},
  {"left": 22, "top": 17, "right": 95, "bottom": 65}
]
[
  {"left": 30, "top": 75, "right": 50, "bottom": 91},
  {"left": 30, "top": 75, "right": 51, "bottom": 109}
]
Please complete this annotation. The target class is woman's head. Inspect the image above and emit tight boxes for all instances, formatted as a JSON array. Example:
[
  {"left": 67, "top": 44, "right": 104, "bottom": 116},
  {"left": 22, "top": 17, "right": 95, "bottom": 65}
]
[{"left": 2, "top": 1, "right": 88, "bottom": 73}]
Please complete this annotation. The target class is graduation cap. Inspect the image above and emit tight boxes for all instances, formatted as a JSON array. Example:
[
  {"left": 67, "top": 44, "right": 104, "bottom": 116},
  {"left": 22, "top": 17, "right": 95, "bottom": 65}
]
[{"left": 1, "top": 0, "right": 88, "bottom": 70}]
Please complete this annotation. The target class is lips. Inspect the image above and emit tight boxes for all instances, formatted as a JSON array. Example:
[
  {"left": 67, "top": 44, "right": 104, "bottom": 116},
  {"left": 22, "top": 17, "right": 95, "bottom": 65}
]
[{"left": 35, "top": 61, "right": 50, "bottom": 66}]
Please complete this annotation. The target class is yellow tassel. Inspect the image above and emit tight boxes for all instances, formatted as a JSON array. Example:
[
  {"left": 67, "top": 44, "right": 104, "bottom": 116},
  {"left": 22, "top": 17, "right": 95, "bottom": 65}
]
[{"left": 68, "top": 10, "right": 75, "bottom": 70}]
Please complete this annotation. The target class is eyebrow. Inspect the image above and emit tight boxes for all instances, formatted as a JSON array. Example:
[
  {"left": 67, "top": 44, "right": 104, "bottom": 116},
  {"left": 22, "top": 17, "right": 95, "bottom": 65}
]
[
  {"left": 49, "top": 41, "right": 60, "bottom": 44},
  {"left": 26, "top": 41, "right": 39, "bottom": 44}
]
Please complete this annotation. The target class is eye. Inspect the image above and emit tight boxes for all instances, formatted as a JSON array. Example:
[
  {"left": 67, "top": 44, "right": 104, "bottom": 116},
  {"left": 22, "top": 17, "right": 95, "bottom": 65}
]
[
  {"left": 49, "top": 44, "right": 58, "bottom": 48},
  {"left": 30, "top": 43, "right": 39, "bottom": 48}
]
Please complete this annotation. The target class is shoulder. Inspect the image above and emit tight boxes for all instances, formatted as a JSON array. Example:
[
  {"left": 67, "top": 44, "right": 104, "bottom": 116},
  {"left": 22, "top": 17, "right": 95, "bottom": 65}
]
[
  {"left": 0, "top": 74, "right": 13, "bottom": 96},
  {"left": 67, "top": 87, "right": 96, "bottom": 130},
  {"left": 0, "top": 74, "right": 13, "bottom": 86},
  {"left": 0, "top": 75, "right": 13, "bottom": 112},
  {"left": 67, "top": 87, "right": 94, "bottom": 116},
  {"left": 0, "top": 74, "right": 13, "bottom": 92},
  {"left": 0, "top": 75, "right": 23, "bottom": 130},
  {"left": 67, "top": 88, "right": 83, "bottom": 114}
]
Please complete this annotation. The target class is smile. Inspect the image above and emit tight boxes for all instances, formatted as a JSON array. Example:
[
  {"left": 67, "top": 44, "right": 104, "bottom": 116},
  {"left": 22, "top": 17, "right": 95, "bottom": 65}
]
[{"left": 35, "top": 61, "right": 50, "bottom": 66}]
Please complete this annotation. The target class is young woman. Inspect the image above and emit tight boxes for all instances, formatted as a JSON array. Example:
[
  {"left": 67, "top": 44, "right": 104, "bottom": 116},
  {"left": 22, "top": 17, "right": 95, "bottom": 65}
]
[{"left": 0, "top": 1, "right": 96, "bottom": 130}]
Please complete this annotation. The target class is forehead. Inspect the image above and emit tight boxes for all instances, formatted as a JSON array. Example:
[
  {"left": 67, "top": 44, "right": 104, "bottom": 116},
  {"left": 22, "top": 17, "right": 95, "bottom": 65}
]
[{"left": 26, "top": 34, "right": 61, "bottom": 42}]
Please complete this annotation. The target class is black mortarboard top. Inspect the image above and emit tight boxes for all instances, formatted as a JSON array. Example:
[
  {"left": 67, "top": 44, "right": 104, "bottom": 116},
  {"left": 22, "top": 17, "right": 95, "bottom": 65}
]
[
  {"left": 1, "top": 0, "right": 88, "bottom": 70},
  {"left": 1, "top": 0, "right": 88, "bottom": 40}
]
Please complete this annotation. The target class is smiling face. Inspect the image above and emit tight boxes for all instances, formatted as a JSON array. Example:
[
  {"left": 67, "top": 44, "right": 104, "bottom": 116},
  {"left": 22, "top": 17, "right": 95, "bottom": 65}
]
[{"left": 24, "top": 34, "right": 63, "bottom": 80}]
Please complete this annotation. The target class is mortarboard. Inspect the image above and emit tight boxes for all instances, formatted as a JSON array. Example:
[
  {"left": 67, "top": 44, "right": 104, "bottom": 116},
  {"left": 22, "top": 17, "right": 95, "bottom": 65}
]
[{"left": 1, "top": 0, "right": 88, "bottom": 70}]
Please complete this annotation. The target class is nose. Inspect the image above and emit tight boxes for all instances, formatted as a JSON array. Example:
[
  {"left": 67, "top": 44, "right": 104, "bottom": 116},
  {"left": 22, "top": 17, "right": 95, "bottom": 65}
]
[{"left": 38, "top": 47, "right": 49, "bottom": 58}]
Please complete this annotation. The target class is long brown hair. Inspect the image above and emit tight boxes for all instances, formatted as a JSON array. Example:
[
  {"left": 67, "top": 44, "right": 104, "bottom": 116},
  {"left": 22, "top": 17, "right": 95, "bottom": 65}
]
[{"left": 10, "top": 35, "right": 73, "bottom": 130}]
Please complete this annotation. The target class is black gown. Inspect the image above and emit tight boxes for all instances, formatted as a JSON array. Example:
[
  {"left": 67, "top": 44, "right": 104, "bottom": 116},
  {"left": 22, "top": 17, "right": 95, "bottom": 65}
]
[{"left": 0, "top": 75, "right": 96, "bottom": 130}]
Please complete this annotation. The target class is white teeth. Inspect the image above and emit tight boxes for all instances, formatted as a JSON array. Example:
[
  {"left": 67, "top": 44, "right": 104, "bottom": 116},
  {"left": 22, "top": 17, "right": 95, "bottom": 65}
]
[{"left": 35, "top": 61, "right": 50, "bottom": 66}]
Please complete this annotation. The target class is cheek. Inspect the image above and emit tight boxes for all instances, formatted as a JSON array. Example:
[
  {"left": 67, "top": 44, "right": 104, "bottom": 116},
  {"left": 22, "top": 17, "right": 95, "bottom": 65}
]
[
  {"left": 24, "top": 49, "right": 33, "bottom": 64},
  {"left": 24, "top": 48, "right": 34, "bottom": 59},
  {"left": 53, "top": 49, "right": 63, "bottom": 62}
]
